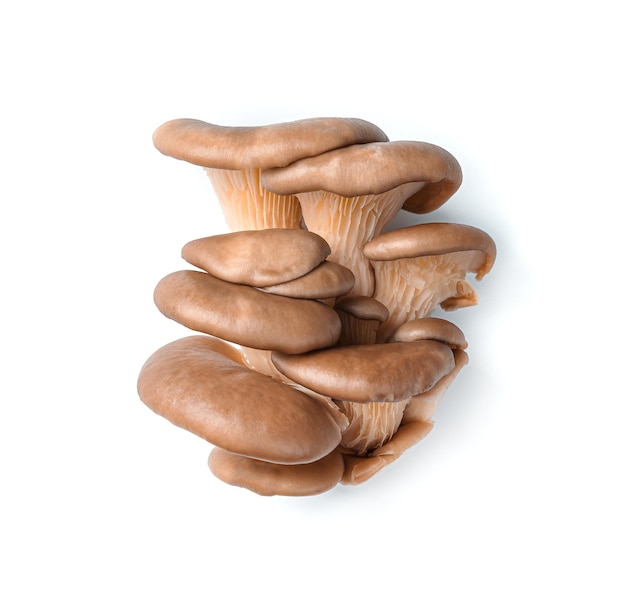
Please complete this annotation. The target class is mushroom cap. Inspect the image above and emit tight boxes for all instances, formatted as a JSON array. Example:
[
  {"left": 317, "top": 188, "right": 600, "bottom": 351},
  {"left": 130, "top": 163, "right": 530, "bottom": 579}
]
[
  {"left": 138, "top": 336, "right": 343, "bottom": 465},
  {"left": 272, "top": 340, "right": 455, "bottom": 403},
  {"left": 388, "top": 317, "right": 468, "bottom": 349},
  {"left": 257, "top": 260, "right": 355, "bottom": 300},
  {"left": 154, "top": 270, "right": 341, "bottom": 353},
  {"left": 363, "top": 222, "right": 497, "bottom": 280},
  {"left": 333, "top": 296, "right": 389, "bottom": 322},
  {"left": 261, "top": 141, "right": 462, "bottom": 214},
  {"left": 152, "top": 117, "right": 389, "bottom": 169},
  {"left": 208, "top": 447, "right": 345, "bottom": 496},
  {"left": 182, "top": 229, "right": 331, "bottom": 287}
]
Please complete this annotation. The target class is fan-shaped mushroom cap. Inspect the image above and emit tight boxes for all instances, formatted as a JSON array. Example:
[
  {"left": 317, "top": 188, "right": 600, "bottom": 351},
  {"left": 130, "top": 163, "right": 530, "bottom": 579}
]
[
  {"left": 272, "top": 340, "right": 455, "bottom": 403},
  {"left": 137, "top": 336, "right": 343, "bottom": 465},
  {"left": 333, "top": 296, "right": 389, "bottom": 322},
  {"left": 260, "top": 141, "right": 462, "bottom": 296},
  {"left": 153, "top": 117, "right": 389, "bottom": 169},
  {"left": 364, "top": 222, "right": 496, "bottom": 280},
  {"left": 261, "top": 140, "right": 462, "bottom": 214},
  {"left": 258, "top": 260, "right": 355, "bottom": 300},
  {"left": 154, "top": 270, "right": 341, "bottom": 353},
  {"left": 208, "top": 447, "right": 345, "bottom": 496},
  {"left": 364, "top": 223, "right": 496, "bottom": 341},
  {"left": 388, "top": 317, "right": 467, "bottom": 350},
  {"left": 182, "top": 229, "right": 331, "bottom": 287}
]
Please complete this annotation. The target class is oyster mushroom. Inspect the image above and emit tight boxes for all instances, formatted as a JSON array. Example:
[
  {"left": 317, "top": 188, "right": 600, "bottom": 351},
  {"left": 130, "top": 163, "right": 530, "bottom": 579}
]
[
  {"left": 208, "top": 447, "right": 345, "bottom": 497},
  {"left": 363, "top": 222, "right": 496, "bottom": 341},
  {"left": 272, "top": 340, "right": 455, "bottom": 405},
  {"left": 272, "top": 340, "right": 455, "bottom": 459},
  {"left": 153, "top": 270, "right": 341, "bottom": 354},
  {"left": 181, "top": 228, "right": 331, "bottom": 287},
  {"left": 342, "top": 347, "right": 470, "bottom": 485},
  {"left": 153, "top": 117, "right": 388, "bottom": 231},
  {"left": 388, "top": 316, "right": 468, "bottom": 349},
  {"left": 179, "top": 228, "right": 353, "bottom": 378},
  {"left": 261, "top": 141, "right": 462, "bottom": 295},
  {"left": 335, "top": 316, "right": 467, "bottom": 457},
  {"left": 137, "top": 336, "right": 344, "bottom": 465},
  {"left": 256, "top": 260, "right": 355, "bottom": 300}
]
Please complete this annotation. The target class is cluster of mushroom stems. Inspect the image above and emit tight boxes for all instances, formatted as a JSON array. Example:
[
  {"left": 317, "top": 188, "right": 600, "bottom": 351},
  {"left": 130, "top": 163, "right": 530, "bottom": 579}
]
[{"left": 137, "top": 117, "right": 496, "bottom": 496}]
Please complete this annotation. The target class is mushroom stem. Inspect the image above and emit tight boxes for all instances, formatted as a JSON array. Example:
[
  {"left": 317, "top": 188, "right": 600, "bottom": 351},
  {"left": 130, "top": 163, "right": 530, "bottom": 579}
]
[
  {"left": 332, "top": 296, "right": 408, "bottom": 456},
  {"left": 205, "top": 167, "right": 302, "bottom": 231},
  {"left": 296, "top": 185, "right": 419, "bottom": 296},
  {"left": 337, "top": 399, "right": 411, "bottom": 456}
]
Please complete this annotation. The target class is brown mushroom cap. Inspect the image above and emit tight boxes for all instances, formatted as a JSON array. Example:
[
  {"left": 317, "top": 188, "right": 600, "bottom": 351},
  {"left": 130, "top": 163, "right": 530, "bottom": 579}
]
[
  {"left": 388, "top": 317, "right": 468, "bottom": 349},
  {"left": 260, "top": 140, "right": 462, "bottom": 214},
  {"left": 137, "top": 336, "right": 343, "bottom": 465},
  {"left": 257, "top": 260, "right": 355, "bottom": 300},
  {"left": 363, "top": 222, "right": 496, "bottom": 280},
  {"left": 333, "top": 296, "right": 389, "bottom": 322},
  {"left": 208, "top": 447, "right": 345, "bottom": 496},
  {"left": 154, "top": 270, "right": 341, "bottom": 353},
  {"left": 272, "top": 340, "right": 455, "bottom": 403},
  {"left": 182, "top": 229, "right": 331, "bottom": 287},
  {"left": 152, "top": 117, "right": 389, "bottom": 169}
]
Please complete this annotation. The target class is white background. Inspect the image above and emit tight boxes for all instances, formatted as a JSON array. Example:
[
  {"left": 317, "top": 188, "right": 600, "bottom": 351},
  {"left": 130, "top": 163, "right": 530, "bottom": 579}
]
[{"left": 2, "top": 1, "right": 624, "bottom": 596}]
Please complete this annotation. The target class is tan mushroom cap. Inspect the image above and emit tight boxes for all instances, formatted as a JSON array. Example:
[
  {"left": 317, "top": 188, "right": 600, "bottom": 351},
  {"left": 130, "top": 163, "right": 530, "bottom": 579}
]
[
  {"left": 363, "top": 222, "right": 497, "bottom": 280},
  {"left": 388, "top": 317, "right": 468, "bottom": 349},
  {"left": 152, "top": 117, "right": 389, "bottom": 169},
  {"left": 182, "top": 229, "right": 331, "bottom": 287},
  {"left": 258, "top": 260, "right": 355, "bottom": 300},
  {"left": 137, "top": 336, "right": 343, "bottom": 465},
  {"left": 333, "top": 296, "right": 389, "bottom": 322},
  {"left": 260, "top": 140, "right": 462, "bottom": 214},
  {"left": 154, "top": 270, "right": 341, "bottom": 353},
  {"left": 272, "top": 340, "right": 455, "bottom": 403},
  {"left": 209, "top": 447, "right": 345, "bottom": 497}
]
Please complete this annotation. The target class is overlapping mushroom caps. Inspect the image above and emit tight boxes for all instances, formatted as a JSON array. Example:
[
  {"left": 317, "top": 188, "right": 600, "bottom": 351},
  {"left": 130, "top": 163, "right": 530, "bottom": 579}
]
[
  {"left": 152, "top": 117, "right": 387, "bottom": 231},
  {"left": 261, "top": 140, "right": 462, "bottom": 296},
  {"left": 138, "top": 115, "right": 496, "bottom": 496}
]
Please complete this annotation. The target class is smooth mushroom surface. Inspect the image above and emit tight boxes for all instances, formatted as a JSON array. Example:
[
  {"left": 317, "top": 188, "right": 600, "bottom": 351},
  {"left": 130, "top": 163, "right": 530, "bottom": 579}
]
[
  {"left": 153, "top": 117, "right": 388, "bottom": 231},
  {"left": 209, "top": 447, "right": 345, "bottom": 497},
  {"left": 261, "top": 141, "right": 462, "bottom": 296},
  {"left": 388, "top": 317, "right": 468, "bottom": 349},
  {"left": 141, "top": 116, "right": 496, "bottom": 495},
  {"left": 271, "top": 340, "right": 455, "bottom": 404},
  {"left": 182, "top": 229, "right": 331, "bottom": 287},
  {"left": 138, "top": 336, "right": 344, "bottom": 465},
  {"left": 154, "top": 270, "right": 341, "bottom": 354}
]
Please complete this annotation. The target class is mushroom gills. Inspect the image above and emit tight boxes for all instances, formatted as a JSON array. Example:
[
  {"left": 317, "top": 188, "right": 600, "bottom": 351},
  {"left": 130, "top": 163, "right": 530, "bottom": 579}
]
[
  {"left": 205, "top": 167, "right": 302, "bottom": 230},
  {"left": 338, "top": 399, "right": 410, "bottom": 456}
]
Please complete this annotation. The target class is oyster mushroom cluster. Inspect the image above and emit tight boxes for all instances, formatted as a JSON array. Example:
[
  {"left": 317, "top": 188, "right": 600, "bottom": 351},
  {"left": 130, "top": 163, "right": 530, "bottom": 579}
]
[{"left": 138, "top": 117, "right": 496, "bottom": 496}]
